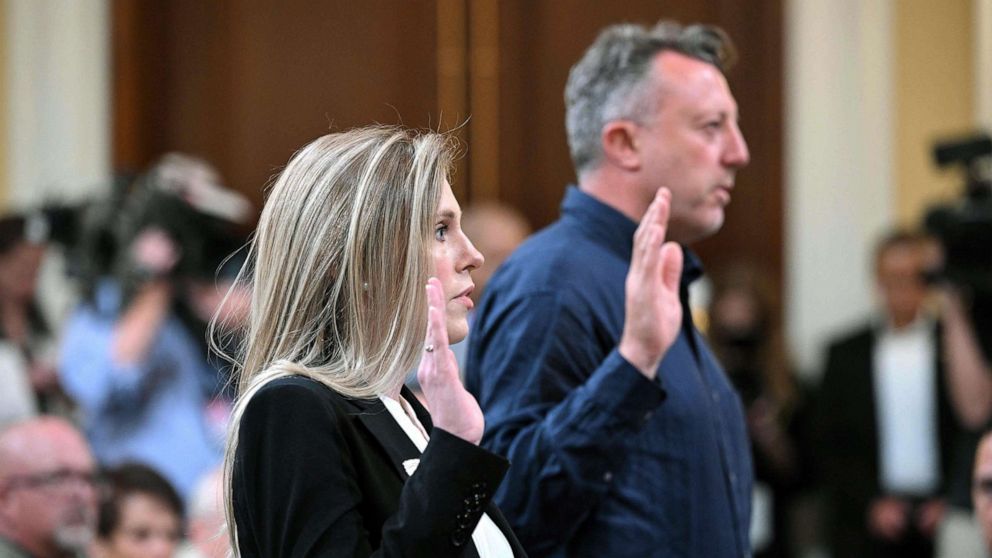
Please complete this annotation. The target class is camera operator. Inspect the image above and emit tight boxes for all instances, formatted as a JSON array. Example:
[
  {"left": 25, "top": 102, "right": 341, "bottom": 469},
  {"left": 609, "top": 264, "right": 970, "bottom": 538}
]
[
  {"left": 923, "top": 133, "right": 992, "bottom": 557},
  {"left": 59, "top": 153, "right": 251, "bottom": 503}
]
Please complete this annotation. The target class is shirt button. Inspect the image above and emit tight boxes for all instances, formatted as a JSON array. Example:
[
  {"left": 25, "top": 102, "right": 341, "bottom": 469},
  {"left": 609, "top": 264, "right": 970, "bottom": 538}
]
[
  {"left": 711, "top": 391, "right": 720, "bottom": 403},
  {"left": 642, "top": 410, "right": 653, "bottom": 422},
  {"left": 603, "top": 471, "right": 613, "bottom": 483},
  {"left": 729, "top": 472, "right": 737, "bottom": 485}
]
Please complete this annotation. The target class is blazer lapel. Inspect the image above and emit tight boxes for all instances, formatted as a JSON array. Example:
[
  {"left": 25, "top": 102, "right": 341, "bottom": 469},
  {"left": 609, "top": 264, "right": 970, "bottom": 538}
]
[
  {"left": 401, "top": 386, "right": 434, "bottom": 430},
  {"left": 348, "top": 396, "right": 422, "bottom": 480}
]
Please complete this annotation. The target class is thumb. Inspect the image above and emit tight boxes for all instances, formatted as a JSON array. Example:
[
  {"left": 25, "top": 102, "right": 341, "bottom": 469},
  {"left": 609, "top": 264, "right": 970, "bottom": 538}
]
[{"left": 660, "top": 242, "right": 683, "bottom": 292}]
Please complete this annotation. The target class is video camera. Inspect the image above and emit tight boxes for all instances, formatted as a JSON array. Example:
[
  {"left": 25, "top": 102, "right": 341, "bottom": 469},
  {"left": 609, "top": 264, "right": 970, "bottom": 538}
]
[{"left": 924, "top": 132, "right": 992, "bottom": 361}]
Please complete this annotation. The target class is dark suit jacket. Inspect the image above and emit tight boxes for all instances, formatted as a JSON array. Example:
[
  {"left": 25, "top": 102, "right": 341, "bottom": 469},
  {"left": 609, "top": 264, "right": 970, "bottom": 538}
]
[
  {"left": 817, "top": 322, "right": 960, "bottom": 557},
  {"left": 233, "top": 375, "right": 527, "bottom": 557}
]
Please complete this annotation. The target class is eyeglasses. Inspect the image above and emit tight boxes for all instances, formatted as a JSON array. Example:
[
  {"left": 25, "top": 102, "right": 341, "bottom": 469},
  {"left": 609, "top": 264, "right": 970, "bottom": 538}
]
[{"left": 1, "top": 469, "right": 99, "bottom": 494}]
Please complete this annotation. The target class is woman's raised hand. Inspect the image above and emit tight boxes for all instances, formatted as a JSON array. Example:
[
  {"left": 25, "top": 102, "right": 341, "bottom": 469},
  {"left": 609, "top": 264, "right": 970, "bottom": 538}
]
[
  {"left": 618, "top": 188, "right": 684, "bottom": 379},
  {"left": 417, "top": 277, "right": 485, "bottom": 445}
]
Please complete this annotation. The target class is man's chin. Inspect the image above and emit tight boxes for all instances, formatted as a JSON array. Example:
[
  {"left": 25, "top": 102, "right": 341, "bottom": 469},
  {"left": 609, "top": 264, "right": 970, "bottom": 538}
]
[
  {"left": 54, "top": 523, "right": 94, "bottom": 552},
  {"left": 671, "top": 215, "right": 725, "bottom": 244}
]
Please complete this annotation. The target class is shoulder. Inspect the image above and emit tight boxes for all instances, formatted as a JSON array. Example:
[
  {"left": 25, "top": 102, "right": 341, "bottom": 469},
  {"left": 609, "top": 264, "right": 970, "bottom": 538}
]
[
  {"left": 240, "top": 376, "right": 356, "bottom": 434},
  {"left": 826, "top": 323, "right": 874, "bottom": 354},
  {"left": 487, "top": 224, "right": 622, "bottom": 308}
]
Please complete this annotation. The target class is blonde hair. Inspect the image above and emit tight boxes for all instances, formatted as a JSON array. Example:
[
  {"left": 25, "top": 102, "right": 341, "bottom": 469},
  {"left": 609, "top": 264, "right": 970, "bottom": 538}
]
[{"left": 215, "top": 125, "right": 454, "bottom": 552}]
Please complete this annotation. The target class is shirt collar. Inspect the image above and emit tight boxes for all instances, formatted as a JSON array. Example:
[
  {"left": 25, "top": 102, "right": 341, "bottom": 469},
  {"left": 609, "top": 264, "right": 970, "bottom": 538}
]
[{"left": 561, "top": 186, "right": 704, "bottom": 288}]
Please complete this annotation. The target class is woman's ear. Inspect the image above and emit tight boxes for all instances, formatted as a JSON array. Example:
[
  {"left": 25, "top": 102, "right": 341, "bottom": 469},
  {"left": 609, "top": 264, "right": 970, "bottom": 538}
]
[{"left": 600, "top": 121, "right": 642, "bottom": 171}]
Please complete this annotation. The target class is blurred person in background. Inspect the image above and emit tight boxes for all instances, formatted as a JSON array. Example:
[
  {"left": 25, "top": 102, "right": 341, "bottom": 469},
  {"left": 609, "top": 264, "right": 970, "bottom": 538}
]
[
  {"left": 93, "top": 463, "right": 184, "bottom": 558},
  {"left": 59, "top": 153, "right": 251, "bottom": 503},
  {"left": 926, "top": 235, "right": 992, "bottom": 558},
  {"left": 0, "top": 417, "right": 99, "bottom": 558},
  {"left": 460, "top": 202, "right": 532, "bottom": 308},
  {"left": 972, "top": 430, "right": 992, "bottom": 557},
  {"left": 707, "top": 266, "right": 810, "bottom": 557},
  {"left": 817, "top": 230, "right": 972, "bottom": 558},
  {"left": 175, "top": 467, "right": 228, "bottom": 558},
  {"left": 0, "top": 213, "right": 64, "bottom": 422}
]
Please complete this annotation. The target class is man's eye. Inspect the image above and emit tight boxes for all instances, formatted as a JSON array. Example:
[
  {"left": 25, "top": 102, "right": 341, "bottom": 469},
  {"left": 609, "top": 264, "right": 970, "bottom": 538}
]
[{"left": 435, "top": 226, "right": 448, "bottom": 241}]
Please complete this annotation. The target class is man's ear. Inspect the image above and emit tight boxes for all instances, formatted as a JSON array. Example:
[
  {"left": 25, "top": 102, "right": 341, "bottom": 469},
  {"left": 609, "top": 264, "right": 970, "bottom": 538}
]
[{"left": 601, "top": 121, "right": 642, "bottom": 171}]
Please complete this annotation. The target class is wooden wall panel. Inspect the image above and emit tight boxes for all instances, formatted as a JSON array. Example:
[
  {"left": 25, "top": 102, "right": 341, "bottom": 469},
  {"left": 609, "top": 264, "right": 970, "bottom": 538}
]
[
  {"left": 113, "top": 0, "right": 782, "bottom": 290},
  {"left": 113, "top": 0, "right": 439, "bottom": 207}
]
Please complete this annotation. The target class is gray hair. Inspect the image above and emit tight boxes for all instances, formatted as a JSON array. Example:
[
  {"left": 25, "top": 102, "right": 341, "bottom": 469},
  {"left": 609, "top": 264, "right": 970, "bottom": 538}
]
[{"left": 564, "top": 21, "right": 737, "bottom": 174}]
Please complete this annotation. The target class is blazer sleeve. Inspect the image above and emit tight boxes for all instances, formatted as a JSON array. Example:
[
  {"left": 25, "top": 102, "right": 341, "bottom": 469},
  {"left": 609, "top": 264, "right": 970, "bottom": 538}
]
[{"left": 233, "top": 379, "right": 511, "bottom": 558}]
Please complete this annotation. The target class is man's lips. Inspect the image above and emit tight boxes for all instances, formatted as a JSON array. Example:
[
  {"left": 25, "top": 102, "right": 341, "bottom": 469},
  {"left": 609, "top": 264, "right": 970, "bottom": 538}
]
[{"left": 715, "top": 184, "right": 733, "bottom": 205}]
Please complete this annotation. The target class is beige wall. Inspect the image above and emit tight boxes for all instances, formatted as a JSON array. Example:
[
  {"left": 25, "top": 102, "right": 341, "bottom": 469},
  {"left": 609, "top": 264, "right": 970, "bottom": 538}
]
[
  {"left": 894, "top": 0, "right": 975, "bottom": 227},
  {"left": 786, "top": 0, "right": 983, "bottom": 375},
  {"left": 0, "top": 1, "right": 8, "bottom": 210}
]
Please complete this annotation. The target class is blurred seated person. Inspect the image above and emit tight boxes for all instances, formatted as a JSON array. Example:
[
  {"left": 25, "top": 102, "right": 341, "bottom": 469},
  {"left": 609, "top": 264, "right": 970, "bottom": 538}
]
[
  {"left": 0, "top": 417, "right": 99, "bottom": 558},
  {"left": 972, "top": 430, "right": 992, "bottom": 557},
  {"left": 707, "top": 266, "right": 807, "bottom": 557},
  {"left": 93, "top": 463, "right": 184, "bottom": 558},
  {"left": 818, "top": 230, "right": 971, "bottom": 558},
  {"left": 177, "top": 467, "right": 231, "bottom": 558},
  {"left": 0, "top": 213, "right": 61, "bottom": 422},
  {"left": 175, "top": 468, "right": 228, "bottom": 558},
  {"left": 59, "top": 154, "right": 251, "bottom": 502}
]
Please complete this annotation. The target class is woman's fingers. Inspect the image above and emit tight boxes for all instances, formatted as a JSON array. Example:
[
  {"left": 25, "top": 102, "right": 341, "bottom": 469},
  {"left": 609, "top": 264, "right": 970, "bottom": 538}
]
[
  {"left": 426, "top": 278, "right": 450, "bottom": 349},
  {"left": 420, "top": 277, "right": 456, "bottom": 386}
]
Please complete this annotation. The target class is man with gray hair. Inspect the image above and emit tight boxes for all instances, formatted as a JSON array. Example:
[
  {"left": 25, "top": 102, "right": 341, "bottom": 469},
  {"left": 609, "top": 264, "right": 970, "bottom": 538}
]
[
  {"left": 0, "top": 417, "right": 98, "bottom": 558},
  {"left": 466, "top": 21, "right": 752, "bottom": 557}
]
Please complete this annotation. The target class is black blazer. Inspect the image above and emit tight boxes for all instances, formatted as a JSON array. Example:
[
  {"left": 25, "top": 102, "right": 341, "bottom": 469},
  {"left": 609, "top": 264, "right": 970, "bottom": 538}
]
[
  {"left": 233, "top": 375, "right": 527, "bottom": 557},
  {"left": 817, "top": 322, "right": 960, "bottom": 556}
]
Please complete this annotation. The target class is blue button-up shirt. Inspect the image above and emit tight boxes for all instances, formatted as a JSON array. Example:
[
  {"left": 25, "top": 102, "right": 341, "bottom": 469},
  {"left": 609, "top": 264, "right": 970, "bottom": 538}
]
[{"left": 466, "top": 187, "right": 753, "bottom": 557}]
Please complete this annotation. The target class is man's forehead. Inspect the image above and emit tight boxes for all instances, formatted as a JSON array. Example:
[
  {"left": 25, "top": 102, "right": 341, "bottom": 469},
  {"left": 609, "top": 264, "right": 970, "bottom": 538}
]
[
  {"left": 0, "top": 423, "right": 94, "bottom": 474},
  {"left": 651, "top": 51, "right": 737, "bottom": 113}
]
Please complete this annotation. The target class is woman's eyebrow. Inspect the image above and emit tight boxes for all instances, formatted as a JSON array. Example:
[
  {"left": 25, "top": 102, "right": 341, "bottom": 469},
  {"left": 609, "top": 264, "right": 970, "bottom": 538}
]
[{"left": 436, "top": 209, "right": 458, "bottom": 220}]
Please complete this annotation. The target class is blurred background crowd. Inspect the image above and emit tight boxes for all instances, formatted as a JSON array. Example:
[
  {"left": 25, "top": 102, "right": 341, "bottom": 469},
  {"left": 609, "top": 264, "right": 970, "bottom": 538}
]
[{"left": 0, "top": 1, "right": 990, "bottom": 558}]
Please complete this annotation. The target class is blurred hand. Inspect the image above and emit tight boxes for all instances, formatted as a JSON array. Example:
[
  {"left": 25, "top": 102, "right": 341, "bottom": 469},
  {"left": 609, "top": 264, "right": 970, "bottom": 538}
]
[
  {"left": 868, "top": 497, "right": 909, "bottom": 541},
  {"left": 417, "top": 277, "right": 484, "bottom": 445},
  {"left": 618, "top": 188, "right": 684, "bottom": 379},
  {"left": 130, "top": 228, "right": 180, "bottom": 278}
]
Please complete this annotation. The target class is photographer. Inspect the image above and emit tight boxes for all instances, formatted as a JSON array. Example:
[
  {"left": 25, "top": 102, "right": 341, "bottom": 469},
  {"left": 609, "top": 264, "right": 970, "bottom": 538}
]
[
  {"left": 59, "top": 153, "right": 251, "bottom": 503},
  {"left": 923, "top": 133, "right": 992, "bottom": 557}
]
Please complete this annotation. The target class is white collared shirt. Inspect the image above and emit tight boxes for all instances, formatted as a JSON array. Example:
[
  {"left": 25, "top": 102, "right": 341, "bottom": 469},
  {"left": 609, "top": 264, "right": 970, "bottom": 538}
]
[
  {"left": 379, "top": 394, "right": 514, "bottom": 558},
  {"left": 872, "top": 316, "right": 940, "bottom": 495}
]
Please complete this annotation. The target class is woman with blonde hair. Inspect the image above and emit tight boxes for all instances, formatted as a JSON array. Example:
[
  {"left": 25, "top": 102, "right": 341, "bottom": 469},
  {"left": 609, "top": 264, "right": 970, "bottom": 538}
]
[
  {"left": 218, "top": 125, "right": 526, "bottom": 557},
  {"left": 220, "top": 122, "right": 687, "bottom": 556}
]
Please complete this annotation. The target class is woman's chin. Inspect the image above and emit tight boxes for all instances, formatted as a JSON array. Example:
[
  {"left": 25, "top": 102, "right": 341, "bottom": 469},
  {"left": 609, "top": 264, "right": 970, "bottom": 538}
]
[{"left": 446, "top": 321, "right": 469, "bottom": 345}]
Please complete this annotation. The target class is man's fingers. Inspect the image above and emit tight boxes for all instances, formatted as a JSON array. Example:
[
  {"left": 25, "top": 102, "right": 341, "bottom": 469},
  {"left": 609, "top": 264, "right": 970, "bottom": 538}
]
[
  {"left": 655, "top": 188, "right": 671, "bottom": 237},
  {"left": 636, "top": 226, "right": 663, "bottom": 279},
  {"left": 660, "top": 242, "right": 683, "bottom": 292}
]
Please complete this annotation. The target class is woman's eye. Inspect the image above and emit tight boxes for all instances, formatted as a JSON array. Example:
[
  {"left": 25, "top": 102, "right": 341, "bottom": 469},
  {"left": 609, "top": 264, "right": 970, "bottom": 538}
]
[{"left": 435, "top": 225, "right": 448, "bottom": 241}]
